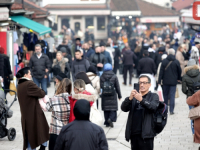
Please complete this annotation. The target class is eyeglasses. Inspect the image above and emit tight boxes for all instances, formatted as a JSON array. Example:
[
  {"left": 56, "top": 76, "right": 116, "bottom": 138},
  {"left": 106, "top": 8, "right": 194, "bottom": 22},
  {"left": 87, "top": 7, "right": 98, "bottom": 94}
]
[{"left": 138, "top": 82, "right": 150, "bottom": 85}]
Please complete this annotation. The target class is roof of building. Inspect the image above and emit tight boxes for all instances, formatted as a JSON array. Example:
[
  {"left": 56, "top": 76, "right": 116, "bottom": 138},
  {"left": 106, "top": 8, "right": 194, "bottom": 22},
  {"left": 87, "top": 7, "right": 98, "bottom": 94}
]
[
  {"left": 110, "top": 0, "right": 139, "bottom": 11},
  {"left": 136, "top": 0, "right": 180, "bottom": 17},
  {"left": 11, "top": 0, "right": 49, "bottom": 17},
  {"left": 172, "top": 0, "right": 194, "bottom": 11},
  {"left": 44, "top": 4, "right": 109, "bottom": 10}
]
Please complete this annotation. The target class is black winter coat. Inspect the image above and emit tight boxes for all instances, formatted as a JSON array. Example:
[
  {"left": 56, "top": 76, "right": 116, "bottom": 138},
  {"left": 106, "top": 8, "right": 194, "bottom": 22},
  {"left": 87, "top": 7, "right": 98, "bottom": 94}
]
[
  {"left": 137, "top": 56, "right": 156, "bottom": 75},
  {"left": 154, "top": 47, "right": 167, "bottom": 69},
  {"left": 0, "top": 54, "right": 4, "bottom": 78},
  {"left": 100, "top": 71, "right": 122, "bottom": 111},
  {"left": 121, "top": 92, "right": 159, "bottom": 141},
  {"left": 2, "top": 54, "right": 12, "bottom": 89},
  {"left": 90, "top": 53, "right": 106, "bottom": 71},
  {"left": 54, "top": 100, "right": 108, "bottom": 150},
  {"left": 122, "top": 50, "right": 137, "bottom": 66},
  {"left": 29, "top": 54, "right": 51, "bottom": 79},
  {"left": 158, "top": 54, "right": 181, "bottom": 86},
  {"left": 182, "top": 65, "right": 200, "bottom": 97}
]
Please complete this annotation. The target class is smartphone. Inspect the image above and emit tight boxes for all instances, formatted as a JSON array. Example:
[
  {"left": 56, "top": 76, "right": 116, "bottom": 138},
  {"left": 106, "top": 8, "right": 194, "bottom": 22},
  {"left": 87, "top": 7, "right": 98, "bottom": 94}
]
[{"left": 133, "top": 83, "right": 139, "bottom": 92}]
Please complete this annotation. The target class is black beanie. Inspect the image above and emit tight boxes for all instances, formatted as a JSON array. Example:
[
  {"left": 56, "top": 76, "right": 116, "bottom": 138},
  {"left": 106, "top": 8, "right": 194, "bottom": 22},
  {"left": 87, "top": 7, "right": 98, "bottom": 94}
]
[{"left": 87, "top": 66, "right": 97, "bottom": 75}]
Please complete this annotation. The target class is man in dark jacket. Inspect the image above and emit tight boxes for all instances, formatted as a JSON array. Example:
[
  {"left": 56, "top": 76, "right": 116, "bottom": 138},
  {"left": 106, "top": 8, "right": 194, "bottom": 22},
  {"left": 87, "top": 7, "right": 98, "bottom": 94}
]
[
  {"left": 100, "top": 43, "right": 112, "bottom": 65},
  {"left": 158, "top": 48, "right": 181, "bottom": 115},
  {"left": 122, "top": 47, "right": 137, "bottom": 86},
  {"left": 54, "top": 99, "right": 108, "bottom": 150},
  {"left": 148, "top": 44, "right": 156, "bottom": 61},
  {"left": 56, "top": 38, "right": 72, "bottom": 56},
  {"left": 100, "top": 63, "right": 122, "bottom": 127},
  {"left": 138, "top": 50, "right": 157, "bottom": 92},
  {"left": 72, "top": 49, "right": 90, "bottom": 81},
  {"left": 121, "top": 75, "right": 159, "bottom": 150},
  {"left": 83, "top": 43, "right": 95, "bottom": 59},
  {"left": 90, "top": 46, "right": 106, "bottom": 76},
  {"left": 29, "top": 44, "right": 51, "bottom": 94},
  {"left": 154, "top": 47, "right": 167, "bottom": 69}
]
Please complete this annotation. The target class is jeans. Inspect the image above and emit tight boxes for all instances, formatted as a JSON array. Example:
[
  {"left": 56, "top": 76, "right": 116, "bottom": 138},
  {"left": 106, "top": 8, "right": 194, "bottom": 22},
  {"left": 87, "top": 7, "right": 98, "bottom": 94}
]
[
  {"left": 32, "top": 77, "right": 47, "bottom": 95},
  {"left": 98, "top": 71, "right": 103, "bottom": 77},
  {"left": 27, "top": 141, "right": 47, "bottom": 150},
  {"left": 189, "top": 105, "right": 195, "bottom": 134},
  {"left": 163, "top": 85, "right": 176, "bottom": 113},
  {"left": 123, "top": 65, "right": 133, "bottom": 85}
]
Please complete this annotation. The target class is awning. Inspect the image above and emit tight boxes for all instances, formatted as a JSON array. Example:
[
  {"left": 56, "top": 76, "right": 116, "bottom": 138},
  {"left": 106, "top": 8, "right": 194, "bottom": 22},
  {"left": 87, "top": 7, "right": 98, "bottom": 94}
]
[
  {"left": 141, "top": 17, "right": 179, "bottom": 23},
  {"left": 10, "top": 16, "right": 51, "bottom": 35}
]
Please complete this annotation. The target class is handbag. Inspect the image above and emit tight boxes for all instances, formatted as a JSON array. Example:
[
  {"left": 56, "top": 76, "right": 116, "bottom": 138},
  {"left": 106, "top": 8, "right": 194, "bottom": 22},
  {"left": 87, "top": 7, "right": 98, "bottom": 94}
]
[
  {"left": 90, "top": 103, "right": 103, "bottom": 126},
  {"left": 188, "top": 104, "right": 200, "bottom": 120},
  {"left": 9, "top": 81, "right": 17, "bottom": 96},
  {"left": 175, "top": 87, "right": 179, "bottom": 98}
]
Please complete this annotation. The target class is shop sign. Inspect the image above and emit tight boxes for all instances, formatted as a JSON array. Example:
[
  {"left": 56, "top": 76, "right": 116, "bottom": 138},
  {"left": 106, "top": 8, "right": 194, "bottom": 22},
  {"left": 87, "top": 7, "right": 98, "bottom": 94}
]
[{"left": 0, "top": 8, "right": 9, "bottom": 21}]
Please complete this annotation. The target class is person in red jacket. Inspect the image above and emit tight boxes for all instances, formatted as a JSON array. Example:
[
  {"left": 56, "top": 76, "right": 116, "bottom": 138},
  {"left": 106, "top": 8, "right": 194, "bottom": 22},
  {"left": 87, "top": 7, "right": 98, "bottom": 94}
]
[{"left": 69, "top": 79, "right": 96, "bottom": 122}]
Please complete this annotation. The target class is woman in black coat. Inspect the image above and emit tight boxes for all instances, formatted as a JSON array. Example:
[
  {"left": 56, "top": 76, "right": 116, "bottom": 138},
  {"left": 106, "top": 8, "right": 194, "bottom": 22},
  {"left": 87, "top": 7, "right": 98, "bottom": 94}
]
[
  {"left": 113, "top": 45, "right": 121, "bottom": 74},
  {"left": 100, "top": 63, "right": 122, "bottom": 127}
]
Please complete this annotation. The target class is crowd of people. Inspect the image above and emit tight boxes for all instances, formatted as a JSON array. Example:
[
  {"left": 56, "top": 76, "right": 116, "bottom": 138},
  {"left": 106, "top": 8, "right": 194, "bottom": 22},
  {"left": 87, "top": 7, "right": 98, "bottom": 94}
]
[{"left": 1, "top": 24, "right": 200, "bottom": 150}]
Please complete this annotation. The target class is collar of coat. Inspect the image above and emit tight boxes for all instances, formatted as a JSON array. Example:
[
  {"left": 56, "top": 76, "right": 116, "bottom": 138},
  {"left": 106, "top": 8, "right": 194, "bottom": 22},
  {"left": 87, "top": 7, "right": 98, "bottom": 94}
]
[
  {"left": 184, "top": 65, "right": 199, "bottom": 73},
  {"left": 72, "top": 93, "right": 96, "bottom": 102},
  {"left": 18, "top": 77, "right": 31, "bottom": 84},
  {"left": 52, "top": 58, "right": 69, "bottom": 73}
]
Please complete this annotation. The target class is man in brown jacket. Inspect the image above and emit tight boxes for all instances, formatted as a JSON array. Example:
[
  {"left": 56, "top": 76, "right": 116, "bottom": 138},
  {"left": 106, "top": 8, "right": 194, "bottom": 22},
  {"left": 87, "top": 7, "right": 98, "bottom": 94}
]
[{"left": 16, "top": 67, "right": 49, "bottom": 150}]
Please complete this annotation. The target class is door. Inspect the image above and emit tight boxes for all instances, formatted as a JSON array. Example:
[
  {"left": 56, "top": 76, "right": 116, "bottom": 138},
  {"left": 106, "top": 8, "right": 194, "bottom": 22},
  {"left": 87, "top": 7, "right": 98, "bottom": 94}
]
[{"left": 75, "top": 22, "right": 80, "bottom": 33}]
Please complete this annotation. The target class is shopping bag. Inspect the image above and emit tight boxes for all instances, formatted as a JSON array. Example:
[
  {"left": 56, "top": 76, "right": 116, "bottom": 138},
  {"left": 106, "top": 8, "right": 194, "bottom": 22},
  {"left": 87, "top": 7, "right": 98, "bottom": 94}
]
[
  {"left": 175, "top": 87, "right": 179, "bottom": 98},
  {"left": 90, "top": 103, "right": 103, "bottom": 126},
  {"left": 157, "top": 85, "right": 164, "bottom": 102},
  {"left": 9, "top": 81, "right": 17, "bottom": 96}
]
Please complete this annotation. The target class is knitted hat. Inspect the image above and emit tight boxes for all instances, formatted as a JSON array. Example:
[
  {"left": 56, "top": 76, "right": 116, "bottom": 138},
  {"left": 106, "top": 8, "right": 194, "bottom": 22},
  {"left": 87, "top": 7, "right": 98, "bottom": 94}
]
[
  {"left": 187, "top": 59, "right": 196, "bottom": 67},
  {"left": 56, "top": 72, "right": 68, "bottom": 81},
  {"left": 60, "top": 47, "right": 67, "bottom": 53},
  {"left": 103, "top": 63, "right": 112, "bottom": 71}
]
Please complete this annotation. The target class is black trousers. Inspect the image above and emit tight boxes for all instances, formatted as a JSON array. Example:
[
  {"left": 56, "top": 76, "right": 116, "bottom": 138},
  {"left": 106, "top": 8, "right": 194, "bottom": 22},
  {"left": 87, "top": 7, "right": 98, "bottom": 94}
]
[
  {"left": 131, "top": 134, "right": 154, "bottom": 150},
  {"left": 113, "top": 61, "right": 119, "bottom": 74},
  {"left": 49, "top": 134, "right": 58, "bottom": 150},
  {"left": 103, "top": 111, "right": 117, "bottom": 125},
  {"left": 123, "top": 65, "right": 133, "bottom": 85}
]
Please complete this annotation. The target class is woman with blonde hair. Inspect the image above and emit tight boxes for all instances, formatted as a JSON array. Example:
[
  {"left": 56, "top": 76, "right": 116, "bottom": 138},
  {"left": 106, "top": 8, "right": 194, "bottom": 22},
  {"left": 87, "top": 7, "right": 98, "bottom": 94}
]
[
  {"left": 176, "top": 46, "right": 185, "bottom": 77},
  {"left": 45, "top": 78, "right": 72, "bottom": 150}
]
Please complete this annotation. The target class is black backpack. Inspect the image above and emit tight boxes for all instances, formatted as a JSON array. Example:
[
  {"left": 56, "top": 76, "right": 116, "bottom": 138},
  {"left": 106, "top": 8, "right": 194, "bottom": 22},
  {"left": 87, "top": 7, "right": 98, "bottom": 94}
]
[
  {"left": 150, "top": 94, "right": 168, "bottom": 134},
  {"left": 191, "top": 75, "right": 200, "bottom": 93},
  {"left": 102, "top": 77, "right": 115, "bottom": 96},
  {"left": 153, "top": 101, "right": 168, "bottom": 134}
]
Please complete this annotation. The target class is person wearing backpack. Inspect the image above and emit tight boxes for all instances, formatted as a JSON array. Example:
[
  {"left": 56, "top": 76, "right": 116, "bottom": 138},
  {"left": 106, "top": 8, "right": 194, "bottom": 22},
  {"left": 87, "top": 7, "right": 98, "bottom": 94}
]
[
  {"left": 121, "top": 75, "right": 159, "bottom": 150},
  {"left": 158, "top": 48, "right": 181, "bottom": 115},
  {"left": 100, "top": 63, "right": 122, "bottom": 127},
  {"left": 182, "top": 59, "right": 200, "bottom": 135}
]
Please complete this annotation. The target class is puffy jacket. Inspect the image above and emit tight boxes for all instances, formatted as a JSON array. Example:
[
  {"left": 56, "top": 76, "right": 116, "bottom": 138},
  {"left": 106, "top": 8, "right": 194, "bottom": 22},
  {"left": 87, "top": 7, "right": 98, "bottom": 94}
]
[
  {"left": 29, "top": 53, "right": 50, "bottom": 79},
  {"left": 137, "top": 56, "right": 157, "bottom": 75},
  {"left": 100, "top": 70, "right": 122, "bottom": 111},
  {"left": 121, "top": 92, "right": 159, "bottom": 141},
  {"left": 54, "top": 100, "right": 108, "bottom": 150},
  {"left": 87, "top": 72, "right": 101, "bottom": 97},
  {"left": 122, "top": 50, "right": 137, "bottom": 66},
  {"left": 84, "top": 48, "right": 95, "bottom": 59},
  {"left": 158, "top": 54, "right": 181, "bottom": 86},
  {"left": 90, "top": 53, "right": 106, "bottom": 71},
  {"left": 182, "top": 65, "right": 200, "bottom": 97},
  {"left": 72, "top": 58, "right": 90, "bottom": 81}
]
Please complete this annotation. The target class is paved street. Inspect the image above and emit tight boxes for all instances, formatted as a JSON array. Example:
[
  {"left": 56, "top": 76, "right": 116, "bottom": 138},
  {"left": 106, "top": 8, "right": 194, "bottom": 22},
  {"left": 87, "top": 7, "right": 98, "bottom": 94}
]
[{"left": 0, "top": 73, "right": 199, "bottom": 150}]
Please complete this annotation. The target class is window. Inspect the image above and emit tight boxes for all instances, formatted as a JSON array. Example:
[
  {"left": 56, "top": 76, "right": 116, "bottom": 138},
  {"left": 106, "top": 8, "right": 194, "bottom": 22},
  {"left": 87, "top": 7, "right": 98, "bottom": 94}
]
[
  {"left": 97, "top": 17, "right": 105, "bottom": 30},
  {"left": 154, "top": 23, "right": 166, "bottom": 29},
  {"left": 85, "top": 17, "right": 94, "bottom": 29}
]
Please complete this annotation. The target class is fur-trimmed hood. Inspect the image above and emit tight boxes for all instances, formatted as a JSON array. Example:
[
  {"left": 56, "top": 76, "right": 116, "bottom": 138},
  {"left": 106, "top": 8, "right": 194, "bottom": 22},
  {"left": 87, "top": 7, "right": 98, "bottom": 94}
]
[
  {"left": 72, "top": 93, "right": 96, "bottom": 102},
  {"left": 184, "top": 65, "right": 200, "bottom": 77},
  {"left": 52, "top": 58, "right": 69, "bottom": 73}
]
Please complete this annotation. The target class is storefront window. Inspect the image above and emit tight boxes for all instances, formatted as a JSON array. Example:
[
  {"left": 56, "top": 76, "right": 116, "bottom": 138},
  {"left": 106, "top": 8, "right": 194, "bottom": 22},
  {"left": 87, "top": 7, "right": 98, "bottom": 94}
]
[
  {"left": 155, "top": 23, "right": 166, "bottom": 28},
  {"left": 85, "top": 17, "right": 94, "bottom": 29},
  {"left": 97, "top": 17, "right": 105, "bottom": 30}
]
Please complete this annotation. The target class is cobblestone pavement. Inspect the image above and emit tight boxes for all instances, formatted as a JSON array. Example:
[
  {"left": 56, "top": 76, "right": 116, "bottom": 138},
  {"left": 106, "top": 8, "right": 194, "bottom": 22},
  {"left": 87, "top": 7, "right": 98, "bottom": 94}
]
[{"left": 0, "top": 73, "right": 199, "bottom": 150}]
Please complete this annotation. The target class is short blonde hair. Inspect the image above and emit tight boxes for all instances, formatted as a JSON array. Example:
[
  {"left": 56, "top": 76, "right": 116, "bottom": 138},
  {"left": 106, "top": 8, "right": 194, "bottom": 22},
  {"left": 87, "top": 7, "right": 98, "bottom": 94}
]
[{"left": 74, "top": 79, "right": 85, "bottom": 92}]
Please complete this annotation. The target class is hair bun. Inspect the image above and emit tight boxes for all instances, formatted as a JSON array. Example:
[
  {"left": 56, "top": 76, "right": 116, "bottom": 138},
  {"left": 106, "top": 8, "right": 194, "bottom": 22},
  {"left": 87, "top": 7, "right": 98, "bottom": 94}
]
[{"left": 16, "top": 72, "right": 22, "bottom": 78}]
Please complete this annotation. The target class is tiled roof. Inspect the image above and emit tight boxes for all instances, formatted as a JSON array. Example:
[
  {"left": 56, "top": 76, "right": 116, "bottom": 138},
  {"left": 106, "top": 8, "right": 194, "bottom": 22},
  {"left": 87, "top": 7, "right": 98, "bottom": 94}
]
[
  {"left": 110, "top": 0, "right": 139, "bottom": 11},
  {"left": 44, "top": 4, "right": 108, "bottom": 10},
  {"left": 172, "top": 0, "right": 194, "bottom": 11},
  {"left": 11, "top": 0, "right": 49, "bottom": 16},
  {"left": 136, "top": 0, "right": 179, "bottom": 17}
]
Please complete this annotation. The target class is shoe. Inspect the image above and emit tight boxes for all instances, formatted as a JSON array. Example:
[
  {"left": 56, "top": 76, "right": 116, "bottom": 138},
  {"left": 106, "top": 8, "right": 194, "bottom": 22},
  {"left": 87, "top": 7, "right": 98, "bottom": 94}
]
[
  {"left": 170, "top": 112, "right": 174, "bottom": 115},
  {"left": 107, "top": 118, "right": 114, "bottom": 128},
  {"left": 122, "top": 82, "right": 126, "bottom": 85},
  {"left": 129, "top": 84, "right": 132, "bottom": 86}
]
